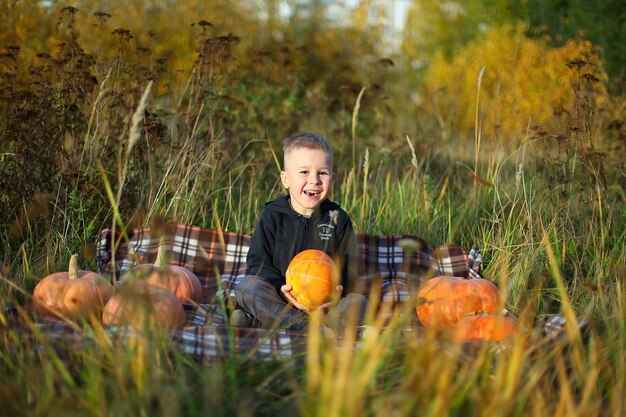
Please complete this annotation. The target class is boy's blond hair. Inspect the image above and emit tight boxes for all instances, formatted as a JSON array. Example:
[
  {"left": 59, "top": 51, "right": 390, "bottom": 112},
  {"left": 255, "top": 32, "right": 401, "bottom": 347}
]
[{"left": 282, "top": 132, "right": 333, "bottom": 166}]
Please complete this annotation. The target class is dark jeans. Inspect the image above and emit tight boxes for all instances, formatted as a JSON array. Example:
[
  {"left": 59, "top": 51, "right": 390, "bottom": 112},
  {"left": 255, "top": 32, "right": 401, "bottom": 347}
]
[{"left": 235, "top": 275, "right": 370, "bottom": 331}]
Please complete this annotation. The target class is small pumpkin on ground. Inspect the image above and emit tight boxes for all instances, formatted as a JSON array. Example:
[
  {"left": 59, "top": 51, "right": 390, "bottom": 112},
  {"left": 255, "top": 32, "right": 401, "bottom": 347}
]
[
  {"left": 416, "top": 275, "right": 500, "bottom": 329},
  {"left": 102, "top": 281, "right": 186, "bottom": 329},
  {"left": 452, "top": 314, "right": 518, "bottom": 342},
  {"left": 33, "top": 254, "right": 114, "bottom": 321},
  {"left": 130, "top": 243, "right": 203, "bottom": 304},
  {"left": 286, "top": 249, "right": 337, "bottom": 310}
]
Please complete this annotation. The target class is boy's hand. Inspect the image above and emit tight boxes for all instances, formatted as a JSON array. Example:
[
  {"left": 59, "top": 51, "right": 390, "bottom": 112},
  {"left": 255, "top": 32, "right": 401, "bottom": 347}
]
[
  {"left": 281, "top": 284, "right": 311, "bottom": 312},
  {"left": 281, "top": 284, "right": 343, "bottom": 313}
]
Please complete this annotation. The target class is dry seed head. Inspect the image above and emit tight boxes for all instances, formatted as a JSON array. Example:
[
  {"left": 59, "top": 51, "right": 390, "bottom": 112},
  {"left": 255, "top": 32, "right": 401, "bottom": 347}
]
[
  {"left": 5, "top": 45, "right": 20, "bottom": 56},
  {"left": 93, "top": 11, "right": 111, "bottom": 18},
  {"left": 0, "top": 53, "right": 16, "bottom": 62},
  {"left": 127, "top": 80, "right": 154, "bottom": 157},
  {"left": 566, "top": 59, "right": 587, "bottom": 72},
  {"left": 60, "top": 6, "right": 78, "bottom": 15},
  {"left": 93, "top": 11, "right": 111, "bottom": 28},
  {"left": 406, "top": 135, "right": 418, "bottom": 170},
  {"left": 582, "top": 73, "right": 599, "bottom": 83},
  {"left": 195, "top": 20, "right": 213, "bottom": 28},
  {"left": 111, "top": 28, "right": 133, "bottom": 41},
  {"left": 363, "top": 148, "right": 369, "bottom": 172},
  {"left": 378, "top": 57, "right": 395, "bottom": 67}
]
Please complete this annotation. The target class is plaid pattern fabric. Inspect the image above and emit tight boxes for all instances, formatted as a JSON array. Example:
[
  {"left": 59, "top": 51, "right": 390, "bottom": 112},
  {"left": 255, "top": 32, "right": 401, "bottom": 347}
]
[
  {"left": 5, "top": 305, "right": 573, "bottom": 362},
  {"left": 6, "top": 223, "right": 483, "bottom": 359},
  {"left": 175, "top": 325, "right": 307, "bottom": 360},
  {"left": 355, "top": 234, "right": 480, "bottom": 303},
  {"left": 9, "top": 319, "right": 306, "bottom": 363},
  {"left": 97, "top": 223, "right": 250, "bottom": 304},
  {"left": 8, "top": 224, "right": 585, "bottom": 359},
  {"left": 96, "top": 223, "right": 480, "bottom": 309}
]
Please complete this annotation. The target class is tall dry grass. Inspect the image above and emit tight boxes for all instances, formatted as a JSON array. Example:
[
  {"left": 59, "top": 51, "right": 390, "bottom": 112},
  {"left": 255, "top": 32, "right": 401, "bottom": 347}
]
[{"left": 1, "top": 3, "right": 625, "bottom": 417}]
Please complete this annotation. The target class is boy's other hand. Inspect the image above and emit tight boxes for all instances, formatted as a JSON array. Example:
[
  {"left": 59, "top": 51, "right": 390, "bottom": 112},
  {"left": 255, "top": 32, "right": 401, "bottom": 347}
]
[{"left": 281, "top": 284, "right": 343, "bottom": 313}]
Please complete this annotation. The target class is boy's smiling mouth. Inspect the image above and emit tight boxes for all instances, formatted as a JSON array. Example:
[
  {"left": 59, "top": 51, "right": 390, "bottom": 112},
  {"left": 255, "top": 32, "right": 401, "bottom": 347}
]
[{"left": 304, "top": 190, "right": 321, "bottom": 196}]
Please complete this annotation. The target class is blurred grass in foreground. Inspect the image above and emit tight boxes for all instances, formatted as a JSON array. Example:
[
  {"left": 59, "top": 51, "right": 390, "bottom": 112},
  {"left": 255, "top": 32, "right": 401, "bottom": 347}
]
[{"left": 1, "top": 2, "right": 625, "bottom": 417}]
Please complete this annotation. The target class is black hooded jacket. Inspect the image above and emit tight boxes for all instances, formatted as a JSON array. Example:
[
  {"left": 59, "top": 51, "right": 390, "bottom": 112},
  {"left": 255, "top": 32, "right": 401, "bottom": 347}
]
[{"left": 246, "top": 195, "right": 358, "bottom": 294}]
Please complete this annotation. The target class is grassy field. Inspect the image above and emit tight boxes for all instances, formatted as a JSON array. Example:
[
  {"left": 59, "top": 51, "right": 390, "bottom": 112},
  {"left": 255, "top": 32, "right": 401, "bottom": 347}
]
[{"left": 1, "top": 2, "right": 625, "bottom": 416}]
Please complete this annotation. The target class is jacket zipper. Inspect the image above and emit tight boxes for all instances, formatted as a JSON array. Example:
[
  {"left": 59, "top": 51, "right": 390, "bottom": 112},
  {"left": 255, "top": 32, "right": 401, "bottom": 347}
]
[{"left": 298, "top": 216, "right": 309, "bottom": 252}]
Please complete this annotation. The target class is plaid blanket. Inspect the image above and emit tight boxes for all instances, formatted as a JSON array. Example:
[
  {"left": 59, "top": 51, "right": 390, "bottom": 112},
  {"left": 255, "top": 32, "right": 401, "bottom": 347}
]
[
  {"left": 96, "top": 223, "right": 481, "bottom": 307},
  {"left": 10, "top": 223, "right": 484, "bottom": 361},
  {"left": 9, "top": 318, "right": 308, "bottom": 362}
]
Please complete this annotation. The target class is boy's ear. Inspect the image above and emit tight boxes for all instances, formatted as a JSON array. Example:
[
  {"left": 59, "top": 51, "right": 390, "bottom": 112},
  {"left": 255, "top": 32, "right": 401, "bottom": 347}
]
[{"left": 280, "top": 170, "right": 289, "bottom": 188}]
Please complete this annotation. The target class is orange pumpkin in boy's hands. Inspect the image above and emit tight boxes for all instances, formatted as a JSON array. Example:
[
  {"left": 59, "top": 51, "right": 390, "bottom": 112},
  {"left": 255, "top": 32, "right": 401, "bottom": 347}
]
[{"left": 286, "top": 249, "right": 337, "bottom": 310}]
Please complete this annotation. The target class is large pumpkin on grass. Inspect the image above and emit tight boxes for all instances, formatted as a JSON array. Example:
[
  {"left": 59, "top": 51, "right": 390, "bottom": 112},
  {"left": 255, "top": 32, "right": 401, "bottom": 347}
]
[
  {"left": 416, "top": 276, "right": 500, "bottom": 329},
  {"left": 130, "top": 243, "right": 203, "bottom": 304},
  {"left": 33, "top": 254, "right": 114, "bottom": 321},
  {"left": 286, "top": 249, "right": 337, "bottom": 310},
  {"left": 453, "top": 314, "right": 518, "bottom": 342},
  {"left": 102, "top": 281, "right": 186, "bottom": 329}
]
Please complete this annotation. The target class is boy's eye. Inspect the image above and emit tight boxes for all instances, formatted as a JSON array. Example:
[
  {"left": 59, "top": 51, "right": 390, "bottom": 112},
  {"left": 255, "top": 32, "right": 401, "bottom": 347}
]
[{"left": 298, "top": 170, "right": 330, "bottom": 176}]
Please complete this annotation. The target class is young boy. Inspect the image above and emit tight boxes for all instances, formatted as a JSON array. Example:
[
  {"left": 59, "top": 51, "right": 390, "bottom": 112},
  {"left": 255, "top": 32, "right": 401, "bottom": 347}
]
[{"left": 232, "top": 132, "right": 369, "bottom": 332}]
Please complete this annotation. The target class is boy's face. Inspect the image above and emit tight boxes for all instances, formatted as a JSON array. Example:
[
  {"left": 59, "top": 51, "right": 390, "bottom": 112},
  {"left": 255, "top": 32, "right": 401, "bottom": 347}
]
[{"left": 280, "top": 147, "right": 334, "bottom": 216}]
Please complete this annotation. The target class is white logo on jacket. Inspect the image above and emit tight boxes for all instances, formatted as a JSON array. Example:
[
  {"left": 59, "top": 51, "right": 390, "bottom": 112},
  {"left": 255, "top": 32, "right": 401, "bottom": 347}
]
[{"left": 318, "top": 223, "right": 334, "bottom": 241}]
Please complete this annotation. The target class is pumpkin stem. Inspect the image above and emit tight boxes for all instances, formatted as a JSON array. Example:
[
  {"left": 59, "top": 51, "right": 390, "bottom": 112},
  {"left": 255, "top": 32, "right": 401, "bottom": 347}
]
[
  {"left": 154, "top": 241, "right": 169, "bottom": 268},
  {"left": 68, "top": 254, "right": 79, "bottom": 280}
]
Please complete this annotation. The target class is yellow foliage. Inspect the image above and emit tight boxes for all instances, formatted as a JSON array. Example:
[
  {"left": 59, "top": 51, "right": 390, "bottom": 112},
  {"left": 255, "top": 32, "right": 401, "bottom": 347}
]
[
  {"left": 1, "top": 1, "right": 387, "bottom": 112},
  {"left": 421, "top": 23, "right": 611, "bottom": 142}
]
